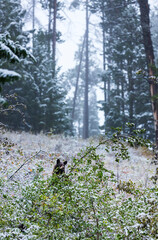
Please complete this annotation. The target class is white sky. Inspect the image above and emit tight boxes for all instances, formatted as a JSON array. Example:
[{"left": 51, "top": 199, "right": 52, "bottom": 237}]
[
  {"left": 22, "top": 0, "right": 157, "bottom": 72},
  {"left": 22, "top": 0, "right": 101, "bottom": 71}
]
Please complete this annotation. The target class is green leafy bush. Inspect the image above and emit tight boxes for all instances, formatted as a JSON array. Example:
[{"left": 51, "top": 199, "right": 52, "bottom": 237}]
[{"left": 0, "top": 128, "right": 157, "bottom": 239}]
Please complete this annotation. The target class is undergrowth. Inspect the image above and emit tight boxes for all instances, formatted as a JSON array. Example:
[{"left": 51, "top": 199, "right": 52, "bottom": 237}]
[{"left": 0, "top": 126, "right": 158, "bottom": 239}]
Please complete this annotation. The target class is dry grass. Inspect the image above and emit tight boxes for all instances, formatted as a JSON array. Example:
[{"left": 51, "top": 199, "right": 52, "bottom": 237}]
[{"left": 0, "top": 131, "right": 157, "bottom": 188}]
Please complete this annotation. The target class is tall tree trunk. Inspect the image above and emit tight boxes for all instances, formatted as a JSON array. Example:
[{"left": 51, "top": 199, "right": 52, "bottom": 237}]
[
  {"left": 138, "top": 0, "right": 158, "bottom": 145},
  {"left": 52, "top": 0, "right": 57, "bottom": 75},
  {"left": 102, "top": 0, "right": 107, "bottom": 133},
  {"left": 128, "top": 60, "right": 134, "bottom": 133},
  {"left": 83, "top": 0, "right": 89, "bottom": 139},
  {"left": 120, "top": 61, "right": 125, "bottom": 132},
  {"left": 32, "top": 0, "right": 35, "bottom": 52},
  {"left": 48, "top": 0, "right": 51, "bottom": 55},
  {"left": 71, "top": 33, "right": 86, "bottom": 129},
  {"left": 121, "top": 76, "right": 125, "bottom": 132}
]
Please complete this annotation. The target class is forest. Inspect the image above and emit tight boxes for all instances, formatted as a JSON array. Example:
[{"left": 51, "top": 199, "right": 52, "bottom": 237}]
[
  {"left": 0, "top": 0, "right": 158, "bottom": 239},
  {"left": 0, "top": 0, "right": 158, "bottom": 140}
]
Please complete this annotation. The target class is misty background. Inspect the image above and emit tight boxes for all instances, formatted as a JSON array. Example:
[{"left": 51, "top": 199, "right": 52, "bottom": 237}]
[{"left": 0, "top": 0, "right": 158, "bottom": 140}]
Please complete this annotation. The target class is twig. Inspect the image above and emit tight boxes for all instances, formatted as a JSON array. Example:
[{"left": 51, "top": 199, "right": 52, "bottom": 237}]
[
  {"left": 70, "top": 139, "right": 110, "bottom": 172},
  {"left": 8, "top": 150, "right": 43, "bottom": 180}
]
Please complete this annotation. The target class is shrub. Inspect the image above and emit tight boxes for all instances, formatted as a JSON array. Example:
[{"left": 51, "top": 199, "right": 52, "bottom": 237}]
[{"left": 0, "top": 127, "right": 157, "bottom": 239}]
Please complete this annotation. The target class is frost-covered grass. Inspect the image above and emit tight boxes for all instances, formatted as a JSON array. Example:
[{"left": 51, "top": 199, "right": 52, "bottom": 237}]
[
  {"left": 0, "top": 131, "right": 88, "bottom": 183},
  {"left": 0, "top": 131, "right": 158, "bottom": 239},
  {"left": 0, "top": 131, "right": 155, "bottom": 187}
]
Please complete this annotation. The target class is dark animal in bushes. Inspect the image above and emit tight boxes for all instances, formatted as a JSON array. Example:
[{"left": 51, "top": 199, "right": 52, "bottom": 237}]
[
  {"left": 53, "top": 159, "right": 67, "bottom": 175},
  {"left": 18, "top": 223, "right": 26, "bottom": 232}
]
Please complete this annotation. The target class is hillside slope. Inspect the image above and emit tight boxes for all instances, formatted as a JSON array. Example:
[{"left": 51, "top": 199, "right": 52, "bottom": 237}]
[
  {"left": 0, "top": 131, "right": 158, "bottom": 239},
  {"left": 0, "top": 131, "right": 156, "bottom": 187}
]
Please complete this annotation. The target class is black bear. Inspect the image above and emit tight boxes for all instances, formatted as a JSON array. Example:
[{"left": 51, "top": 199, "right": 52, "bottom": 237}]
[{"left": 53, "top": 159, "right": 67, "bottom": 175}]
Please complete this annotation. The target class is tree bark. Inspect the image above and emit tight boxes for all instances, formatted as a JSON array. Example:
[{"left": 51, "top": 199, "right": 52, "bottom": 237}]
[
  {"left": 48, "top": 0, "right": 51, "bottom": 54},
  {"left": 71, "top": 33, "right": 86, "bottom": 128},
  {"left": 83, "top": 0, "right": 89, "bottom": 139},
  {"left": 102, "top": 0, "right": 107, "bottom": 132},
  {"left": 32, "top": 0, "right": 35, "bottom": 52},
  {"left": 138, "top": 0, "right": 158, "bottom": 145},
  {"left": 52, "top": 0, "right": 57, "bottom": 75},
  {"left": 128, "top": 59, "right": 134, "bottom": 133}
]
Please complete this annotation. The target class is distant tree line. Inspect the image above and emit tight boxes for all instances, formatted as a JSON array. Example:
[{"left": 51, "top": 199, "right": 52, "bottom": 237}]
[
  {"left": 0, "top": 0, "right": 71, "bottom": 134},
  {"left": 0, "top": 0, "right": 158, "bottom": 140}
]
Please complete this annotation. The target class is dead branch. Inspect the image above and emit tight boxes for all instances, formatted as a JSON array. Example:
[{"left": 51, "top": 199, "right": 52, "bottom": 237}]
[{"left": 8, "top": 150, "right": 44, "bottom": 180}]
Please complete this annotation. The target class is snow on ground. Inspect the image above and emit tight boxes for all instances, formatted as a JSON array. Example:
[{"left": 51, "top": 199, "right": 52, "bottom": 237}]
[
  {"left": 0, "top": 131, "right": 88, "bottom": 182},
  {"left": 0, "top": 131, "right": 156, "bottom": 189}
]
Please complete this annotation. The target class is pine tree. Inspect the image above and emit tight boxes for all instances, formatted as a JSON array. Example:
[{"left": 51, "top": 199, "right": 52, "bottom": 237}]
[
  {"left": 0, "top": 33, "right": 21, "bottom": 86},
  {"left": 1, "top": 0, "right": 71, "bottom": 134},
  {"left": 0, "top": 0, "right": 27, "bottom": 42},
  {"left": 0, "top": 0, "right": 31, "bottom": 88},
  {"left": 40, "top": 0, "right": 64, "bottom": 76},
  {"left": 90, "top": 0, "right": 153, "bottom": 138},
  {"left": 4, "top": 29, "right": 71, "bottom": 133},
  {"left": 138, "top": 0, "right": 158, "bottom": 144}
]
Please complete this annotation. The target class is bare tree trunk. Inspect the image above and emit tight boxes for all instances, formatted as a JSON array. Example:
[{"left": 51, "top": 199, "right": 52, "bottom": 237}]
[
  {"left": 32, "top": 0, "right": 35, "bottom": 52},
  {"left": 128, "top": 60, "right": 134, "bottom": 133},
  {"left": 102, "top": 1, "right": 106, "bottom": 133},
  {"left": 120, "top": 61, "right": 125, "bottom": 132},
  {"left": 83, "top": 0, "right": 89, "bottom": 139},
  {"left": 71, "top": 33, "right": 86, "bottom": 128},
  {"left": 48, "top": 0, "right": 51, "bottom": 55},
  {"left": 52, "top": 0, "right": 57, "bottom": 75},
  {"left": 138, "top": 0, "right": 158, "bottom": 146},
  {"left": 107, "top": 29, "right": 112, "bottom": 105}
]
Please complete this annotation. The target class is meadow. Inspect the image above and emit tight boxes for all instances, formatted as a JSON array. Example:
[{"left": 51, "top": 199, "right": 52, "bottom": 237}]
[{"left": 0, "top": 130, "right": 157, "bottom": 239}]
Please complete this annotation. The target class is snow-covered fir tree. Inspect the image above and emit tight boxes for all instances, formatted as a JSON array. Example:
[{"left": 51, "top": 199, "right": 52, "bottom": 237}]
[
  {"left": 90, "top": 0, "right": 154, "bottom": 139},
  {"left": 0, "top": 0, "right": 71, "bottom": 134}
]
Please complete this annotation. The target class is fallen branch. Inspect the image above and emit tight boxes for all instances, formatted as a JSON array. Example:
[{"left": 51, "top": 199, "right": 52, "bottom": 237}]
[{"left": 8, "top": 150, "right": 43, "bottom": 180}]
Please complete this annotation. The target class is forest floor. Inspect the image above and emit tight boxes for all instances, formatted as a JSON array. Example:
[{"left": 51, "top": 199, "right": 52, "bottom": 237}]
[{"left": 0, "top": 131, "right": 156, "bottom": 189}]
